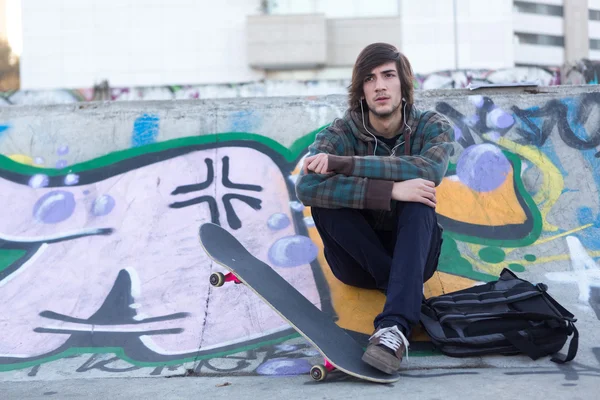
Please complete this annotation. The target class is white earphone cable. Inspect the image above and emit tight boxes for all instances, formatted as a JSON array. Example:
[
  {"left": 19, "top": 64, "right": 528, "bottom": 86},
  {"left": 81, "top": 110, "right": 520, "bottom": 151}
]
[{"left": 360, "top": 99, "right": 378, "bottom": 156}]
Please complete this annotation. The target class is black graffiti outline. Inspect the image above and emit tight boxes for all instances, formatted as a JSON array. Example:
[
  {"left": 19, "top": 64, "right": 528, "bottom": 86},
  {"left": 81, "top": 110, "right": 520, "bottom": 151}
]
[
  {"left": 0, "top": 228, "right": 114, "bottom": 283},
  {"left": 171, "top": 158, "right": 214, "bottom": 194},
  {"left": 222, "top": 156, "right": 262, "bottom": 191},
  {"left": 76, "top": 354, "right": 142, "bottom": 374},
  {"left": 436, "top": 96, "right": 515, "bottom": 149},
  {"left": 511, "top": 93, "right": 600, "bottom": 152},
  {"left": 169, "top": 156, "right": 263, "bottom": 230},
  {"left": 222, "top": 194, "right": 262, "bottom": 229}
]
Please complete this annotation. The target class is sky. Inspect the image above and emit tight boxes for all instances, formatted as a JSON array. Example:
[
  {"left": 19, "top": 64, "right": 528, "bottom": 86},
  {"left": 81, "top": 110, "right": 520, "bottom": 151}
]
[{"left": 5, "top": 0, "right": 22, "bottom": 56}]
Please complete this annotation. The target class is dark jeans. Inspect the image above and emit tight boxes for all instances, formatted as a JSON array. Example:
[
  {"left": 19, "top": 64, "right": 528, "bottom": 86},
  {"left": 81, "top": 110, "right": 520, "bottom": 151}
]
[{"left": 311, "top": 202, "right": 443, "bottom": 337}]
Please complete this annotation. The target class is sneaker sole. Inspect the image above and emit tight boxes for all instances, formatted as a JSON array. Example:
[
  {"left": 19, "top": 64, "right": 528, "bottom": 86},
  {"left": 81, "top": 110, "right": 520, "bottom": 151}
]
[{"left": 361, "top": 347, "right": 400, "bottom": 375}]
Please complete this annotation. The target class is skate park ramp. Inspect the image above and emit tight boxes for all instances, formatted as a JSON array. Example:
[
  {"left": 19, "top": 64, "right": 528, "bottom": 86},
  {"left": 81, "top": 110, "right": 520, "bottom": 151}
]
[{"left": 0, "top": 86, "right": 598, "bottom": 381}]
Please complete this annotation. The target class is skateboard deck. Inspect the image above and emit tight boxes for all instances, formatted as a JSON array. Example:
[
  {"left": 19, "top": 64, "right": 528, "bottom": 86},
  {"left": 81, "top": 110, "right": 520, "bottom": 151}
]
[{"left": 199, "top": 222, "right": 400, "bottom": 383}]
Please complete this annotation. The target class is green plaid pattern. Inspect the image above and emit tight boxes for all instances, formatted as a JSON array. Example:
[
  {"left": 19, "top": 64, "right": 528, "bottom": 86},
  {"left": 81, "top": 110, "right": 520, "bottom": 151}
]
[{"left": 295, "top": 107, "right": 454, "bottom": 209}]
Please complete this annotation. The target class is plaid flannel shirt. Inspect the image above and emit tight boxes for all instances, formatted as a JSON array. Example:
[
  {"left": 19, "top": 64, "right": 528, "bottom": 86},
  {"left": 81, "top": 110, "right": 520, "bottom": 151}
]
[{"left": 295, "top": 105, "right": 454, "bottom": 211}]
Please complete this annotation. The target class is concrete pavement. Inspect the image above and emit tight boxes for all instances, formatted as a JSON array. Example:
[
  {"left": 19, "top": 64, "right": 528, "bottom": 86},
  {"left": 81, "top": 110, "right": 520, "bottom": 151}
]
[{"left": 3, "top": 366, "right": 598, "bottom": 400}]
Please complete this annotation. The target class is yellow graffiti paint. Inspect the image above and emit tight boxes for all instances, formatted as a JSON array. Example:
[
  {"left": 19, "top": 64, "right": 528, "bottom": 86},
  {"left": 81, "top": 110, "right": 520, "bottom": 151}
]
[
  {"left": 462, "top": 254, "right": 505, "bottom": 276},
  {"left": 503, "top": 224, "right": 592, "bottom": 257},
  {"left": 7, "top": 154, "right": 34, "bottom": 166},
  {"left": 436, "top": 170, "right": 527, "bottom": 226},
  {"left": 524, "top": 251, "right": 600, "bottom": 265},
  {"left": 491, "top": 136, "right": 563, "bottom": 232},
  {"left": 533, "top": 224, "right": 594, "bottom": 246}
]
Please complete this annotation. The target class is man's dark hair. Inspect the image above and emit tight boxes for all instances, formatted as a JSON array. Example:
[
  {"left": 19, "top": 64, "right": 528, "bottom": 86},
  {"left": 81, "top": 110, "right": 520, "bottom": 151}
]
[{"left": 348, "top": 43, "right": 414, "bottom": 112}]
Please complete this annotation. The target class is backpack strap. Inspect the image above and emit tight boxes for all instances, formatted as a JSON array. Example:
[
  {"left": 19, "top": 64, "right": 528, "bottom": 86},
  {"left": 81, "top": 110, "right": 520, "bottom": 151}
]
[
  {"left": 503, "top": 330, "right": 549, "bottom": 360},
  {"left": 550, "top": 322, "right": 578, "bottom": 364},
  {"left": 503, "top": 321, "right": 578, "bottom": 363}
]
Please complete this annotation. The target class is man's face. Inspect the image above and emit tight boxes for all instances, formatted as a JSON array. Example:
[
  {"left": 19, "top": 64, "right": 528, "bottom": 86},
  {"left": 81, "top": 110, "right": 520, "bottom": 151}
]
[{"left": 362, "top": 61, "right": 402, "bottom": 119}]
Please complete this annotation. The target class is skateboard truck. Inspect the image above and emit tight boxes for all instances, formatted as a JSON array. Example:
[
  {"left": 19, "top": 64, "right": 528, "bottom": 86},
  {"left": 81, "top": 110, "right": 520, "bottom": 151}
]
[
  {"left": 209, "top": 272, "right": 241, "bottom": 287},
  {"left": 310, "top": 359, "right": 336, "bottom": 382}
]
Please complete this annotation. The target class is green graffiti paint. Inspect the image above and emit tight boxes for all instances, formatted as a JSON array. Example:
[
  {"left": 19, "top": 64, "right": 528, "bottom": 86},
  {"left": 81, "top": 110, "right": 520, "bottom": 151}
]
[
  {"left": 0, "top": 333, "right": 300, "bottom": 372},
  {"left": 508, "top": 263, "right": 526, "bottom": 272},
  {"left": 524, "top": 254, "right": 537, "bottom": 262},
  {"left": 437, "top": 236, "right": 496, "bottom": 282},
  {"left": 0, "top": 126, "right": 330, "bottom": 176},
  {"left": 0, "top": 249, "right": 26, "bottom": 274},
  {"left": 478, "top": 247, "right": 506, "bottom": 264}
]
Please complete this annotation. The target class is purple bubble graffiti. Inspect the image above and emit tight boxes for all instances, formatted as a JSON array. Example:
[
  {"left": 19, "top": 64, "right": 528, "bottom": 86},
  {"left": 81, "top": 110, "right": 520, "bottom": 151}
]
[
  {"left": 268, "top": 235, "right": 318, "bottom": 267},
  {"left": 487, "top": 108, "right": 514, "bottom": 129},
  {"left": 453, "top": 126, "right": 463, "bottom": 141},
  {"left": 470, "top": 95, "right": 484, "bottom": 108},
  {"left": 56, "top": 160, "right": 68, "bottom": 169},
  {"left": 92, "top": 195, "right": 116, "bottom": 217},
  {"left": 267, "top": 213, "right": 291, "bottom": 230},
  {"left": 28, "top": 174, "right": 49, "bottom": 189},
  {"left": 64, "top": 174, "right": 79, "bottom": 185},
  {"left": 289, "top": 201, "right": 304, "bottom": 212},
  {"left": 33, "top": 191, "right": 76, "bottom": 224},
  {"left": 57, "top": 146, "right": 69, "bottom": 156},
  {"left": 457, "top": 144, "right": 511, "bottom": 192},
  {"left": 256, "top": 358, "right": 311, "bottom": 376}
]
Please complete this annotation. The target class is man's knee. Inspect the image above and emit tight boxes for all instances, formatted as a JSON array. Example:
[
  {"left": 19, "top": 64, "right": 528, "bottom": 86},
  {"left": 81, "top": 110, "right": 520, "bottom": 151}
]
[
  {"left": 396, "top": 202, "right": 436, "bottom": 224},
  {"left": 311, "top": 207, "right": 359, "bottom": 230},
  {"left": 310, "top": 207, "right": 334, "bottom": 229}
]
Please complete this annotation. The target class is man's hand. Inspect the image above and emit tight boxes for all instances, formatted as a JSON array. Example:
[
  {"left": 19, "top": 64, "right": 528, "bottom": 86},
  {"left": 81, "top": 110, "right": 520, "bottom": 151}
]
[
  {"left": 392, "top": 179, "right": 437, "bottom": 208},
  {"left": 303, "top": 153, "right": 332, "bottom": 174}
]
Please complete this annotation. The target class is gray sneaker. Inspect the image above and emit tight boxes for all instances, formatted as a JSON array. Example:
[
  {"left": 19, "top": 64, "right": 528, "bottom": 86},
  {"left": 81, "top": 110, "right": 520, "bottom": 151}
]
[{"left": 361, "top": 325, "right": 409, "bottom": 374}]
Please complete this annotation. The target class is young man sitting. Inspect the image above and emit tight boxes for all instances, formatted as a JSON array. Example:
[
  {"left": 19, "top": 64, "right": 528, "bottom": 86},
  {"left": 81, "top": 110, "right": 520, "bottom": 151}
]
[{"left": 295, "top": 42, "right": 454, "bottom": 374}]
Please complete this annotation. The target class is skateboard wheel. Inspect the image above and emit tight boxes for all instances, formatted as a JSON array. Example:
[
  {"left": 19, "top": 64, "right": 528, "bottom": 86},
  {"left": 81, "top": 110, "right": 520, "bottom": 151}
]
[
  {"left": 210, "top": 272, "right": 225, "bottom": 287},
  {"left": 310, "top": 364, "right": 328, "bottom": 382}
]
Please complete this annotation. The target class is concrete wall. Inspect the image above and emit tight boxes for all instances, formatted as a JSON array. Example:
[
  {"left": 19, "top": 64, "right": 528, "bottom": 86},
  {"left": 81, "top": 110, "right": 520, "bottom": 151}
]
[{"left": 0, "top": 86, "right": 599, "bottom": 380}]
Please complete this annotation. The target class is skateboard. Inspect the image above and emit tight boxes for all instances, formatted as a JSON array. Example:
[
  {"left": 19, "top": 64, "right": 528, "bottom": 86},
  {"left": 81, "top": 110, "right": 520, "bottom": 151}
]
[{"left": 198, "top": 222, "right": 400, "bottom": 383}]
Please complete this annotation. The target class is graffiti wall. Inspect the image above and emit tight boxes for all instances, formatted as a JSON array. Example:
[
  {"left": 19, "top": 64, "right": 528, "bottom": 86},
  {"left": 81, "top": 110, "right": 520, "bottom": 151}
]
[
  {"left": 564, "top": 59, "right": 600, "bottom": 85},
  {"left": 0, "top": 88, "right": 599, "bottom": 379},
  {"left": 415, "top": 65, "right": 561, "bottom": 90}
]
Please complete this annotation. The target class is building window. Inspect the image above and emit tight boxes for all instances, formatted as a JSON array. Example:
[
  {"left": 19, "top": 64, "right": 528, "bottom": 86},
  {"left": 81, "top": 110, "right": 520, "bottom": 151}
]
[
  {"left": 513, "top": 1, "right": 563, "bottom": 17},
  {"left": 515, "top": 32, "right": 564, "bottom": 47},
  {"left": 591, "top": 39, "right": 600, "bottom": 50},
  {"left": 590, "top": 9, "right": 600, "bottom": 21}
]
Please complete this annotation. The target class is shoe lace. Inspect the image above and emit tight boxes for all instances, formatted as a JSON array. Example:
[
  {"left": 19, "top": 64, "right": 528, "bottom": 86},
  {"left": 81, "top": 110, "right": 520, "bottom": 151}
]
[{"left": 370, "top": 326, "right": 410, "bottom": 361}]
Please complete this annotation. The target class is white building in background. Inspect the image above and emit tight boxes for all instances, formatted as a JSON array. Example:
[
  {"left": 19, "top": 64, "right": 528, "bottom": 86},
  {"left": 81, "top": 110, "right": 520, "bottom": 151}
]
[
  {"left": 16, "top": 0, "right": 600, "bottom": 90},
  {"left": 512, "top": 0, "right": 595, "bottom": 66}
]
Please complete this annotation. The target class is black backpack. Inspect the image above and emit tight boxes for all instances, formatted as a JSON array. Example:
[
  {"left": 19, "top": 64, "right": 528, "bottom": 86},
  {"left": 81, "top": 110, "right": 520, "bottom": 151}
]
[{"left": 420, "top": 268, "right": 578, "bottom": 363}]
